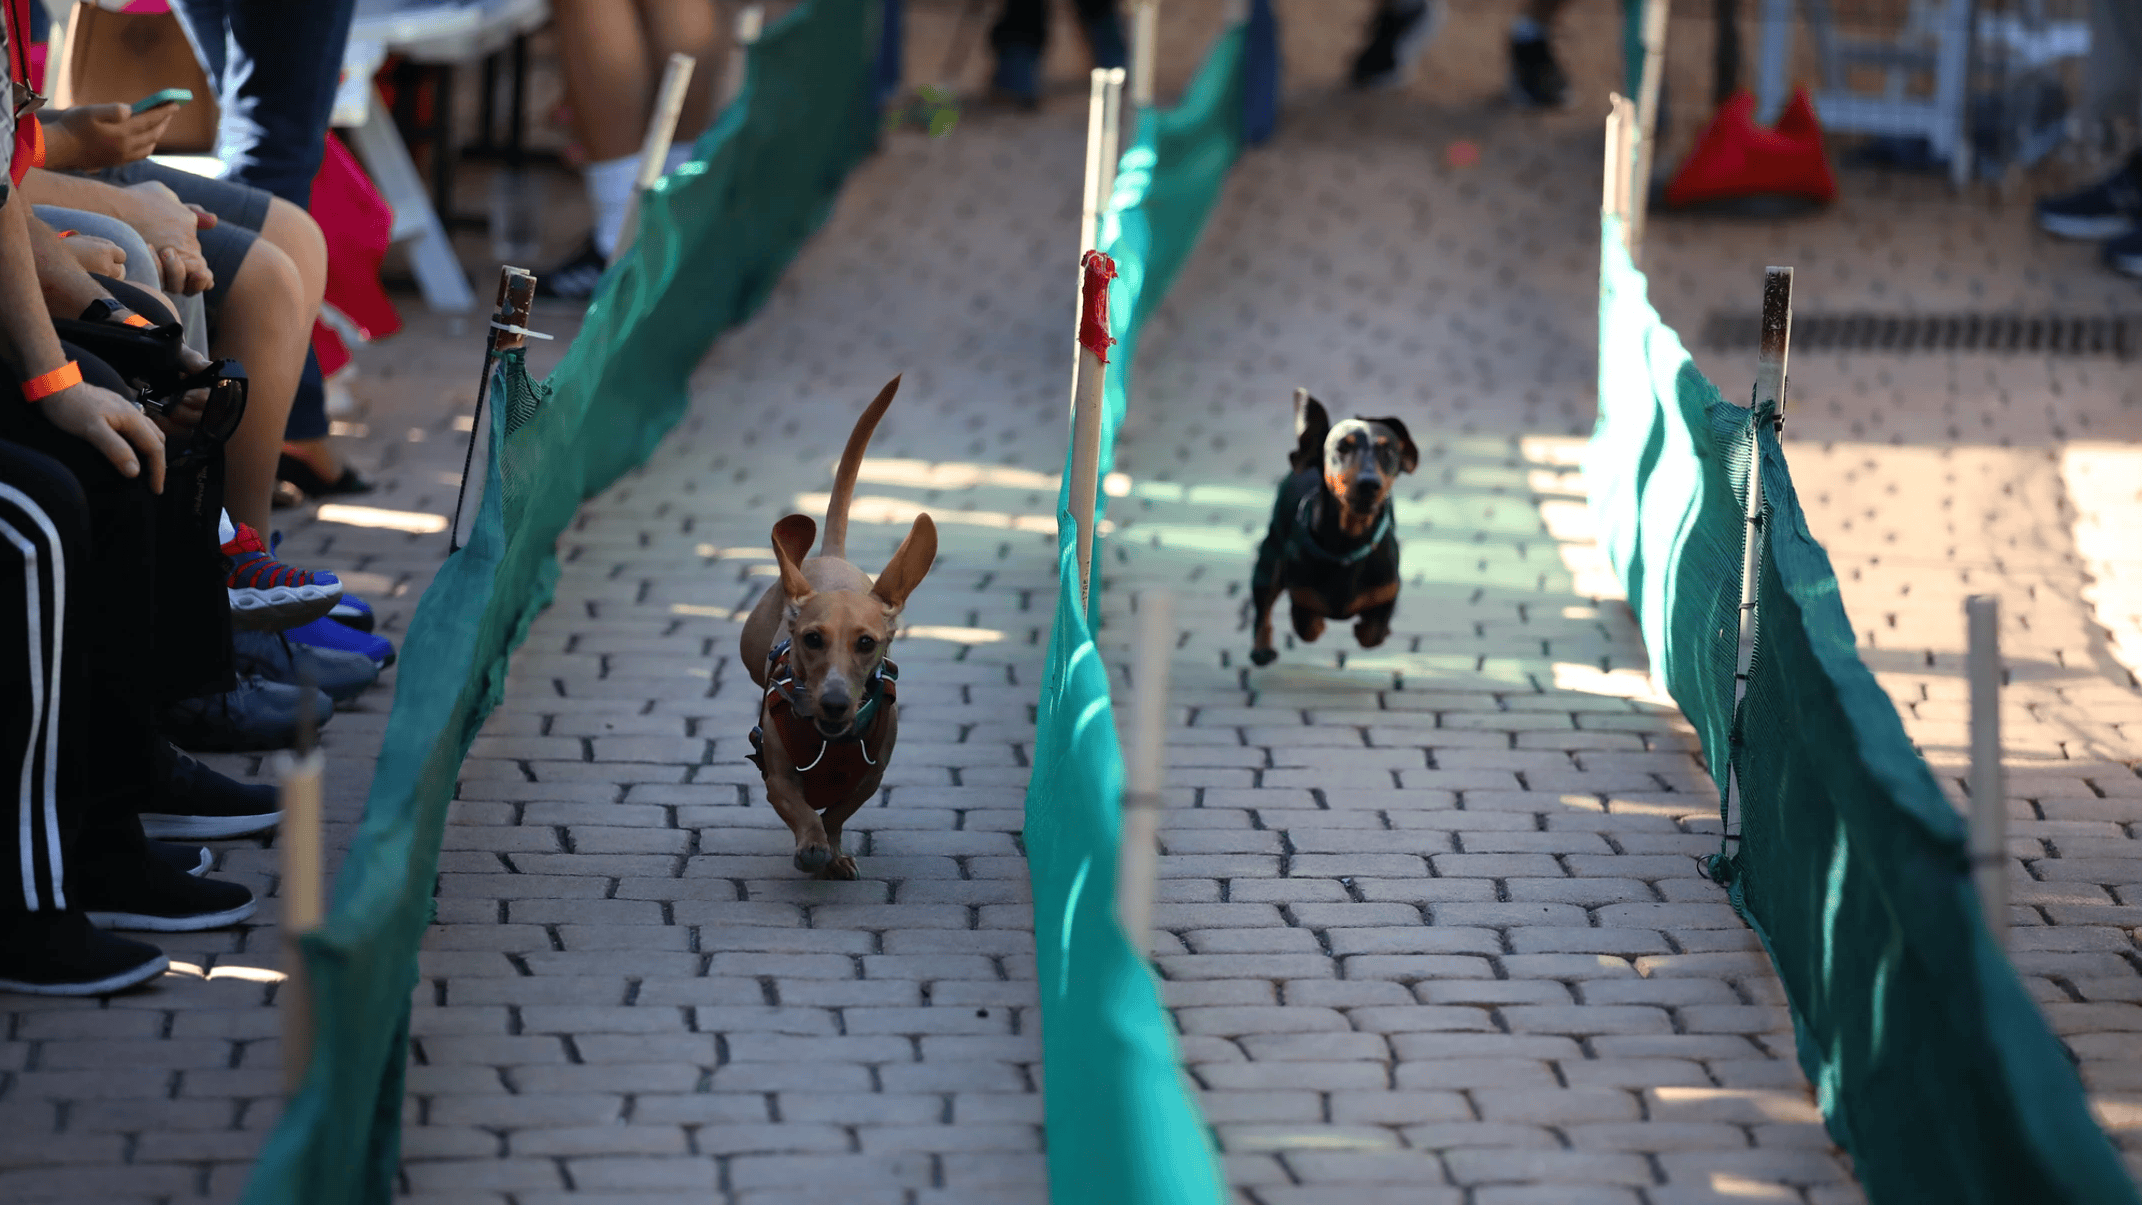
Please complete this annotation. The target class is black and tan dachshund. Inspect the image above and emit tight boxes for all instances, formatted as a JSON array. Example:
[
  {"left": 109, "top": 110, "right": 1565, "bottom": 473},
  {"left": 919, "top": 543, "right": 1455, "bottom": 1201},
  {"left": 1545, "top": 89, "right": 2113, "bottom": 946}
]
[{"left": 1249, "top": 390, "right": 1418, "bottom": 666}]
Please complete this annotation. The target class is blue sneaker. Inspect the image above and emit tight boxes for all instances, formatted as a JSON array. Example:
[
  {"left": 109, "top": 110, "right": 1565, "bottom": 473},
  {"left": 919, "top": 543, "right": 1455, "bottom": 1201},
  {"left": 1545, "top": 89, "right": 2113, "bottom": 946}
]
[
  {"left": 328, "top": 595, "right": 375, "bottom": 633},
  {"left": 224, "top": 522, "right": 340, "bottom": 631},
  {"left": 2105, "top": 227, "right": 2142, "bottom": 280},
  {"left": 286, "top": 615, "right": 396, "bottom": 668}
]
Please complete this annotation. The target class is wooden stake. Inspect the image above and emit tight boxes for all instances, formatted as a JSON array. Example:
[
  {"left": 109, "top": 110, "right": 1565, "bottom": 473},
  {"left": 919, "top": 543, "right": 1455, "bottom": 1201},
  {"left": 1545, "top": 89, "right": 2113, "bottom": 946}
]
[
  {"left": 448, "top": 267, "right": 537, "bottom": 554},
  {"left": 1117, "top": 590, "right": 1173, "bottom": 957},
  {"left": 1130, "top": 1, "right": 1159, "bottom": 108},
  {"left": 613, "top": 53, "right": 699, "bottom": 258},
  {"left": 1627, "top": 0, "right": 1671, "bottom": 260},
  {"left": 277, "top": 689, "right": 326, "bottom": 1097},
  {"left": 1967, "top": 595, "right": 2008, "bottom": 948},
  {"left": 1723, "top": 266, "right": 1791, "bottom": 843}
]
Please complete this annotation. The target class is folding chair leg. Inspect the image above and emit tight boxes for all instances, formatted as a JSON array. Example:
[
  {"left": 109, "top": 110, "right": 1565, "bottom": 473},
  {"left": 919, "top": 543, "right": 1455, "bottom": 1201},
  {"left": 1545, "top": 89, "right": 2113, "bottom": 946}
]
[{"left": 342, "top": 87, "right": 477, "bottom": 314}]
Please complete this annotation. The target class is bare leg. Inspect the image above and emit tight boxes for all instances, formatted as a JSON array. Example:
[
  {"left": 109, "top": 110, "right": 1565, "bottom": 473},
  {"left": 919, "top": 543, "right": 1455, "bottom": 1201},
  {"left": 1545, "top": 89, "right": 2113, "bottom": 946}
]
[
  {"left": 251, "top": 197, "right": 348, "bottom": 487},
  {"left": 636, "top": 0, "right": 723, "bottom": 144},
  {"left": 555, "top": 0, "right": 657, "bottom": 162},
  {"left": 213, "top": 239, "right": 307, "bottom": 535}
]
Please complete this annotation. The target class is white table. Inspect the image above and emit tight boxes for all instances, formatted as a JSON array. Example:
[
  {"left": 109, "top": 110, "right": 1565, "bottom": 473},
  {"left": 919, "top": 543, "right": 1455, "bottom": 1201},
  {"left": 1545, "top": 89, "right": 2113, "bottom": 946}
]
[{"left": 332, "top": 0, "right": 553, "bottom": 313}]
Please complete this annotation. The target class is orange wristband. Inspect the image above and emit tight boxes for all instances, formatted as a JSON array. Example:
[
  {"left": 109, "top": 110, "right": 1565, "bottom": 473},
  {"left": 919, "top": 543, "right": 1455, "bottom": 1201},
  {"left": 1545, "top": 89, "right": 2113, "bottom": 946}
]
[
  {"left": 22, "top": 361, "right": 83, "bottom": 403},
  {"left": 120, "top": 313, "right": 154, "bottom": 328}
]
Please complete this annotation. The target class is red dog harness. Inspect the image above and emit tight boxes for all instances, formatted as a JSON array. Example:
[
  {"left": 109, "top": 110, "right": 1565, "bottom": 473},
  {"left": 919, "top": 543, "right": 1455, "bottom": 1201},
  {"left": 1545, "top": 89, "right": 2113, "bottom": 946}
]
[{"left": 747, "top": 639, "right": 897, "bottom": 812}]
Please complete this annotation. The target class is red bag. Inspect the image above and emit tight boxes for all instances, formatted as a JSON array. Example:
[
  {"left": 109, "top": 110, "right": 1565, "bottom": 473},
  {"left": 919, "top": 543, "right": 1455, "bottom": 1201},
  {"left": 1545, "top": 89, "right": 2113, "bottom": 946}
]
[{"left": 308, "top": 131, "right": 401, "bottom": 343}]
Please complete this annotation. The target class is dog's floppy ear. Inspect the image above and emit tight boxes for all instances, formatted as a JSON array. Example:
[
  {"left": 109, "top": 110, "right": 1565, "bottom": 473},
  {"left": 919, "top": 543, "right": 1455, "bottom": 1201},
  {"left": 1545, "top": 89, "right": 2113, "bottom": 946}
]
[
  {"left": 1366, "top": 417, "right": 1420, "bottom": 473},
  {"left": 871, "top": 514, "right": 938, "bottom": 611},
  {"left": 770, "top": 514, "right": 817, "bottom": 602},
  {"left": 1291, "top": 389, "right": 1332, "bottom": 470}
]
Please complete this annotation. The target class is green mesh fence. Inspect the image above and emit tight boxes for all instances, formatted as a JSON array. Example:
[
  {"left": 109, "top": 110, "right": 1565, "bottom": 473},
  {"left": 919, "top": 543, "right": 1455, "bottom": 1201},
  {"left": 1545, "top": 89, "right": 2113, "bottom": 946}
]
[
  {"left": 1586, "top": 214, "right": 2139, "bottom": 1205},
  {"left": 238, "top": 4, "right": 881, "bottom": 1200},
  {"left": 1023, "top": 23, "right": 1247, "bottom": 1205}
]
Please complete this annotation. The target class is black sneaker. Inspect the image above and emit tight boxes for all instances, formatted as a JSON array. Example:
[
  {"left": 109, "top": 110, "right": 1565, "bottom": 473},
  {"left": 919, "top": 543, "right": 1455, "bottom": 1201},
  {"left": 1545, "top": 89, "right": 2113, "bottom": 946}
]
[
  {"left": 2105, "top": 227, "right": 2142, "bottom": 280},
  {"left": 1509, "top": 34, "right": 1569, "bottom": 107},
  {"left": 141, "top": 746, "right": 281, "bottom": 840},
  {"left": 534, "top": 237, "right": 608, "bottom": 300},
  {"left": 2037, "top": 154, "right": 2142, "bottom": 241},
  {"left": 1349, "top": 0, "right": 1440, "bottom": 90},
  {"left": 162, "top": 675, "right": 334, "bottom": 753},
  {"left": 148, "top": 840, "right": 213, "bottom": 877},
  {"left": 77, "top": 855, "right": 256, "bottom": 932},
  {"left": 0, "top": 910, "right": 168, "bottom": 996}
]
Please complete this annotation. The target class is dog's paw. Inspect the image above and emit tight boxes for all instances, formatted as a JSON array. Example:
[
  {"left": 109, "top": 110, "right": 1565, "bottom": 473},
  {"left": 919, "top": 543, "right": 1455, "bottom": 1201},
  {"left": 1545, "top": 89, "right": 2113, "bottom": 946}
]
[
  {"left": 1353, "top": 621, "right": 1389, "bottom": 648},
  {"left": 816, "top": 855, "right": 859, "bottom": 881},
  {"left": 1249, "top": 647, "right": 1279, "bottom": 666},
  {"left": 793, "top": 843, "right": 834, "bottom": 874}
]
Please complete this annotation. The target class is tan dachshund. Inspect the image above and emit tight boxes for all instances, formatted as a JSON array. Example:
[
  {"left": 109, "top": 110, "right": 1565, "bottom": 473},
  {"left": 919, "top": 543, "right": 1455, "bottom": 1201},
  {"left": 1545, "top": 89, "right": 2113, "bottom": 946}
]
[{"left": 739, "top": 376, "right": 937, "bottom": 879}]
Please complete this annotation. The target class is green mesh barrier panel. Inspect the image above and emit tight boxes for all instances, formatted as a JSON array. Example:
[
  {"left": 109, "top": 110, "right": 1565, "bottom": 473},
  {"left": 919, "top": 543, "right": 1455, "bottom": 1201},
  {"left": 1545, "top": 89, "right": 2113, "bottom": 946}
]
[
  {"left": 237, "top": 4, "right": 880, "bottom": 1200},
  {"left": 1587, "top": 214, "right": 2139, "bottom": 1205},
  {"left": 1023, "top": 23, "right": 1246, "bottom": 1205}
]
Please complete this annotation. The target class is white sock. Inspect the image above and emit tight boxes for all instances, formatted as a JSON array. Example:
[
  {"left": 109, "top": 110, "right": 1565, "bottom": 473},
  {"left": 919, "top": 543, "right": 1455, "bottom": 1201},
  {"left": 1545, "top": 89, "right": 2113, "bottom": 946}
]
[
  {"left": 584, "top": 154, "right": 639, "bottom": 260},
  {"left": 1511, "top": 15, "right": 1545, "bottom": 41},
  {"left": 219, "top": 510, "right": 237, "bottom": 544}
]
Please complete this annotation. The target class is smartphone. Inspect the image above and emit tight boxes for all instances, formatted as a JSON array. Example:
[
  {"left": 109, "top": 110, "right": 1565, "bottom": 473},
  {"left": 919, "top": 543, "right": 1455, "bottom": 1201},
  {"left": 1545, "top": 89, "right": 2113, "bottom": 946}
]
[{"left": 131, "top": 88, "right": 193, "bottom": 114}]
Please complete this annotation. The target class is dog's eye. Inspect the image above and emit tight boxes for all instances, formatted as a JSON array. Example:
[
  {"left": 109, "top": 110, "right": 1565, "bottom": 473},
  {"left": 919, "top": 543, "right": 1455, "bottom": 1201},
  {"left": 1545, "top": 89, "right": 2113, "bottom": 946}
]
[
  {"left": 856, "top": 636, "right": 877, "bottom": 654},
  {"left": 801, "top": 631, "right": 826, "bottom": 651}
]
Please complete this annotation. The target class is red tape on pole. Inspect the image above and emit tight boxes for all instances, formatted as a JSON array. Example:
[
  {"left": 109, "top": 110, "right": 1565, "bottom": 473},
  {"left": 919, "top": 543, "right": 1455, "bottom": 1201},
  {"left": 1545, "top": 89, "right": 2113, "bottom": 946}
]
[{"left": 1078, "top": 250, "right": 1118, "bottom": 364}]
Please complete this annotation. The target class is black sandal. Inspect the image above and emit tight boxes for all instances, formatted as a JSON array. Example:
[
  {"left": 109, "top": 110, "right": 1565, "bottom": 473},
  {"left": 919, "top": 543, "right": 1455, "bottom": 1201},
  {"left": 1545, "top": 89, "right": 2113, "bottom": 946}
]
[{"left": 277, "top": 453, "right": 375, "bottom": 500}]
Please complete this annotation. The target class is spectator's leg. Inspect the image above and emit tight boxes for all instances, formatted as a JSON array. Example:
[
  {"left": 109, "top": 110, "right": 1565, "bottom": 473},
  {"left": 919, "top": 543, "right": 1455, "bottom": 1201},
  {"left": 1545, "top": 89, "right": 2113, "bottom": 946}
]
[
  {"left": 1071, "top": 0, "right": 1125, "bottom": 70},
  {"left": 1508, "top": 0, "right": 1574, "bottom": 106},
  {"left": 206, "top": 228, "right": 308, "bottom": 536},
  {"left": 989, "top": 0, "right": 1051, "bottom": 106},
  {"left": 1348, "top": 0, "right": 1439, "bottom": 92},
  {"left": 168, "top": 0, "right": 360, "bottom": 208},
  {"left": 635, "top": 0, "right": 724, "bottom": 149},
  {"left": 0, "top": 439, "right": 169, "bottom": 996},
  {"left": 555, "top": 0, "right": 657, "bottom": 265}
]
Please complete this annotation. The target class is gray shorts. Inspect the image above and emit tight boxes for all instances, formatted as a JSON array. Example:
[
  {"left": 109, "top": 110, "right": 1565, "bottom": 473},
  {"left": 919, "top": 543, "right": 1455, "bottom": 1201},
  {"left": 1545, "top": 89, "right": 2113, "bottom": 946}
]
[
  {"left": 32, "top": 203, "right": 210, "bottom": 352},
  {"left": 88, "top": 160, "right": 272, "bottom": 318}
]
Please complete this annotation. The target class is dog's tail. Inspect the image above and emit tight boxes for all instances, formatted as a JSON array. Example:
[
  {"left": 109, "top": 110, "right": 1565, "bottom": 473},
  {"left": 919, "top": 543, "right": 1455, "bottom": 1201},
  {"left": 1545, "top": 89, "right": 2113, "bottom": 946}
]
[{"left": 820, "top": 374, "right": 900, "bottom": 560}]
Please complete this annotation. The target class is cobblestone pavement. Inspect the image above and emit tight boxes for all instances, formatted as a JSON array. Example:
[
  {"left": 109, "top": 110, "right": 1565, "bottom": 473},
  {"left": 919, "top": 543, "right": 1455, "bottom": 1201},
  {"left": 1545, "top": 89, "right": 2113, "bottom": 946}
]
[{"left": 4, "top": 2, "right": 2141, "bottom": 1203}]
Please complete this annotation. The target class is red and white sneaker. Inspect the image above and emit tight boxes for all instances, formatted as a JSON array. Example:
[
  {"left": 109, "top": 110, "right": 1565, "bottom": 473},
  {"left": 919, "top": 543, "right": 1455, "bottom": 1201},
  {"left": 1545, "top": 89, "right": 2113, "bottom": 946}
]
[{"left": 223, "top": 522, "right": 342, "bottom": 631}]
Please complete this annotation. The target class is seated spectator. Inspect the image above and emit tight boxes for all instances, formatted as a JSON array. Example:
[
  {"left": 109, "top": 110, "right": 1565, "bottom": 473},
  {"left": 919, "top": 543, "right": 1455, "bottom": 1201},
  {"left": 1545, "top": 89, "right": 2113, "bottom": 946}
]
[
  {"left": 1349, "top": 0, "right": 1572, "bottom": 108},
  {"left": 987, "top": 0, "right": 1127, "bottom": 111},
  {"left": 1, "top": 3, "right": 271, "bottom": 995},
  {"left": 538, "top": 0, "right": 724, "bottom": 299}
]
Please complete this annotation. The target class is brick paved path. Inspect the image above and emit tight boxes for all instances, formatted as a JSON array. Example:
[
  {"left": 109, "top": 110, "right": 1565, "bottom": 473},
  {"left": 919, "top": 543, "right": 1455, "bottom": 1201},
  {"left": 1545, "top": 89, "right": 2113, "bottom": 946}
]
[{"left": 4, "top": 3, "right": 2141, "bottom": 1203}]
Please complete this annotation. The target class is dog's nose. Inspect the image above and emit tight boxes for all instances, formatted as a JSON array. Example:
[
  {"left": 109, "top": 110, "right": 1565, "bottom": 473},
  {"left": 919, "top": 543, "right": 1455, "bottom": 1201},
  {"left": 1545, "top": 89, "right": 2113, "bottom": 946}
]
[
  {"left": 1350, "top": 475, "right": 1382, "bottom": 500},
  {"left": 818, "top": 689, "right": 852, "bottom": 721}
]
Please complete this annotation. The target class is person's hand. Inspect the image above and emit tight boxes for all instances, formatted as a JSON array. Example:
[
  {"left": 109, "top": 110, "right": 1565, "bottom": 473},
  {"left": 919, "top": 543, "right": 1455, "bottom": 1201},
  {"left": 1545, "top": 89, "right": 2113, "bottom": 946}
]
[
  {"left": 38, "top": 380, "right": 165, "bottom": 494},
  {"left": 58, "top": 233, "right": 128, "bottom": 279},
  {"left": 120, "top": 182, "right": 213, "bottom": 295},
  {"left": 45, "top": 103, "right": 179, "bottom": 171}
]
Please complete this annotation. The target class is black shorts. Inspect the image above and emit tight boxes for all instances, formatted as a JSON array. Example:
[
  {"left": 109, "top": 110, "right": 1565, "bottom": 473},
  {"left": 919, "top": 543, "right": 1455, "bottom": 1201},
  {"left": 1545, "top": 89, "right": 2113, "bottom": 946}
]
[{"left": 88, "top": 161, "right": 271, "bottom": 319}]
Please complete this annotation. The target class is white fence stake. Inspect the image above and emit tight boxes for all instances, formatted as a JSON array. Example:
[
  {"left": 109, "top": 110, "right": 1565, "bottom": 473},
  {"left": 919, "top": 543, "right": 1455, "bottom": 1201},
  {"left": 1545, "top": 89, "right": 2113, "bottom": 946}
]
[
  {"left": 726, "top": 4, "right": 765, "bottom": 107},
  {"left": 613, "top": 52, "right": 699, "bottom": 259},
  {"left": 1097, "top": 67, "right": 1127, "bottom": 221},
  {"left": 1118, "top": 590, "right": 1173, "bottom": 956},
  {"left": 1070, "top": 250, "right": 1114, "bottom": 611},
  {"left": 1968, "top": 595, "right": 2009, "bottom": 947},
  {"left": 1628, "top": 0, "right": 1671, "bottom": 261},
  {"left": 1130, "top": 1, "right": 1159, "bottom": 109}
]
